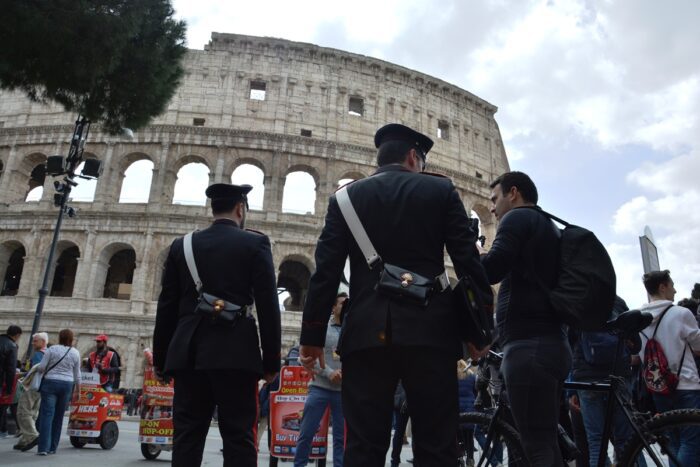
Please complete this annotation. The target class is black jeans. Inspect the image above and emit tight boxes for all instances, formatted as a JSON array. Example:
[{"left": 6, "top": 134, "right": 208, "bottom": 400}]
[
  {"left": 502, "top": 336, "right": 572, "bottom": 467},
  {"left": 390, "top": 409, "right": 409, "bottom": 465}
]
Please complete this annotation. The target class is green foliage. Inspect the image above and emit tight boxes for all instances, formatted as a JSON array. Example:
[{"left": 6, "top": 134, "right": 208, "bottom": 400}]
[{"left": 0, "top": 0, "right": 187, "bottom": 134}]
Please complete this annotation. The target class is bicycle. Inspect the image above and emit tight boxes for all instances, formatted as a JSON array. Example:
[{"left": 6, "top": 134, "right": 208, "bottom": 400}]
[{"left": 459, "top": 310, "right": 700, "bottom": 467}]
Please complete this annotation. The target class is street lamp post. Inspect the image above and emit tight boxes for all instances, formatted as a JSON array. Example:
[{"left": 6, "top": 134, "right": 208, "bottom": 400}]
[{"left": 22, "top": 116, "right": 100, "bottom": 365}]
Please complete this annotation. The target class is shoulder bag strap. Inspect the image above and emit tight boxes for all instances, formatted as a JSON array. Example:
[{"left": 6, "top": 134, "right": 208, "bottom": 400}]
[
  {"left": 45, "top": 347, "right": 72, "bottom": 377},
  {"left": 183, "top": 232, "right": 203, "bottom": 293},
  {"left": 335, "top": 186, "right": 381, "bottom": 269}
]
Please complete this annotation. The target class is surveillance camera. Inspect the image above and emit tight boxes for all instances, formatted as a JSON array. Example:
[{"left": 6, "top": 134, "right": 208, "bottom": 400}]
[{"left": 66, "top": 207, "right": 78, "bottom": 218}]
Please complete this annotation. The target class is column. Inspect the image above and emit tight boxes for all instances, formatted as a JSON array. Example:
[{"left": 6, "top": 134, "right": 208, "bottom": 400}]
[
  {"left": 92, "top": 142, "right": 115, "bottom": 206},
  {"left": 0, "top": 145, "right": 18, "bottom": 203},
  {"left": 147, "top": 142, "right": 170, "bottom": 206},
  {"left": 72, "top": 229, "right": 97, "bottom": 299}
]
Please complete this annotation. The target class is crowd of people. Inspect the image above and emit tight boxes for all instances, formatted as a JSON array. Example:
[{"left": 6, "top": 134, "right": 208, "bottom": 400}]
[
  {"left": 0, "top": 328, "right": 124, "bottom": 456},
  {"left": 2, "top": 122, "right": 699, "bottom": 466}
]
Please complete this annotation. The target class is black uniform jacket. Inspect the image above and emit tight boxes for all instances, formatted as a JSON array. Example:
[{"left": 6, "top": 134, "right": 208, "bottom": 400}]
[
  {"left": 300, "top": 164, "right": 492, "bottom": 358},
  {"left": 153, "top": 219, "right": 281, "bottom": 376}
]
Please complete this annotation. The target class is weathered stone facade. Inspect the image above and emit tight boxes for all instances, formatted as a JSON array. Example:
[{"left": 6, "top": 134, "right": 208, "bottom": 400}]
[{"left": 0, "top": 33, "right": 509, "bottom": 388}]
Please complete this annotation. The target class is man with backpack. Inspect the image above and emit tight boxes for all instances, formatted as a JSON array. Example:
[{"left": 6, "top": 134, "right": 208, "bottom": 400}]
[
  {"left": 480, "top": 171, "right": 572, "bottom": 466},
  {"left": 638, "top": 270, "right": 700, "bottom": 466},
  {"left": 569, "top": 296, "right": 641, "bottom": 465}
]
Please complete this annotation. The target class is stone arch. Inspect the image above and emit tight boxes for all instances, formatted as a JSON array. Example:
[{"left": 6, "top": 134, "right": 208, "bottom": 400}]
[
  {"left": 95, "top": 242, "right": 137, "bottom": 299},
  {"left": 282, "top": 167, "right": 318, "bottom": 215},
  {"left": 337, "top": 169, "right": 368, "bottom": 188},
  {"left": 231, "top": 157, "right": 267, "bottom": 175},
  {"left": 71, "top": 153, "right": 100, "bottom": 202},
  {"left": 283, "top": 164, "right": 320, "bottom": 187},
  {"left": 172, "top": 156, "right": 211, "bottom": 206},
  {"left": 277, "top": 254, "right": 313, "bottom": 311},
  {"left": 231, "top": 162, "right": 265, "bottom": 210},
  {"left": 0, "top": 240, "right": 26, "bottom": 296},
  {"left": 49, "top": 241, "right": 81, "bottom": 297},
  {"left": 118, "top": 155, "right": 154, "bottom": 203},
  {"left": 9, "top": 152, "right": 48, "bottom": 202}
]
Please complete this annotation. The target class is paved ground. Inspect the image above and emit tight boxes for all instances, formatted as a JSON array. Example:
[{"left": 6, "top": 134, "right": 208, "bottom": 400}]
[{"left": 0, "top": 416, "right": 416, "bottom": 466}]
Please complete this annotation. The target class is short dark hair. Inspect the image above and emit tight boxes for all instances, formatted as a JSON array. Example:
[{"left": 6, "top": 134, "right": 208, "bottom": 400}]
[
  {"left": 211, "top": 198, "right": 245, "bottom": 215},
  {"left": 336, "top": 292, "right": 348, "bottom": 300},
  {"left": 6, "top": 325, "right": 21, "bottom": 337},
  {"left": 58, "top": 328, "right": 74, "bottom": 346},
  {"left": 490, "top": 171, "right": 538, "bottom": 204},
  {"left": 377, "top": 140, "right": 413, "bottom": 166},
  {"left": 643, "top": 270, "right": 672, "bottom": 295}
]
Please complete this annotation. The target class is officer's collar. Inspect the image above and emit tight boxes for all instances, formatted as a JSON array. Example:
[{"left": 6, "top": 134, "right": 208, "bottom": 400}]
[
  {"left": 212, "top": 218, "right": 240, "bottom": 228},
  {"left": 373, "top": 164, "right": 413, "bottom": 175}
]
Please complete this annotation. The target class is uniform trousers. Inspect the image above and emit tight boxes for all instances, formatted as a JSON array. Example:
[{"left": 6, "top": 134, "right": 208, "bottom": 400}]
[
  {"left": 173, "top": 369, "right": 258, "bottom": 467},
  {"left": 341, "top": 345, "right": 458, "bottom": 467}
]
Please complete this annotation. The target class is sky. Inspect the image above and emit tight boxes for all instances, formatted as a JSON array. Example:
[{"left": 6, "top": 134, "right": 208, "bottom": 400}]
[{"left": 170, "top": 0, "right": 700, "bottom": 307}]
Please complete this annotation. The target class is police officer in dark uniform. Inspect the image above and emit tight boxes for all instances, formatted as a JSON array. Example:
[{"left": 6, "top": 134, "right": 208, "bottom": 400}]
[
  {"left": 153, "top": 183, "right": 281, "bottom": 467},
  {"left": 299, "top": 124, "right": 492, "bottom": 466}
]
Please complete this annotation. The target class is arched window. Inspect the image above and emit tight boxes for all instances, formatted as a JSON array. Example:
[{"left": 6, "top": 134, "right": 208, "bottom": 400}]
[
  {"left": 103, "top": 248, "right": 136, "bottom": 299},
  {"left": 231, "top": 164, "right": 265, "bottom": 210},
  {"left": 25, "top": 186, "right": 43, "bottom": 202},
  {"left": 70, "top": 161, "right": 98, "bottom": 202},
  {"left": 282, "top": 171, "right": 316, "bottom": 214},
  {"left": 173, "top": 162, "right": 210, "bottom": 206},
  {"left": 25, "top": 163, "right": 46, "bottom": 202},
  {"left": 277, "top": 258, "right": 311, "bottom": 311},
  {"left": 0, "top": 242, "right": 25, "bottom": 296},
  {"left": 119, "top": 159, "right": 153, "bottom": 203},
  {"left": 50, "top": 245, "right": 80, "bottom": 297}
]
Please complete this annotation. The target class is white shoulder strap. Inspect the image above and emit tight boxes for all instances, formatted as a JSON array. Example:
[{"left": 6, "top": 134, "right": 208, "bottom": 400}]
[
  {"left": 183, "top": 232, "right": 203, "bottom": 292},
  {"left": 335, "top": 186, "right": 381, "bottom": 269}
]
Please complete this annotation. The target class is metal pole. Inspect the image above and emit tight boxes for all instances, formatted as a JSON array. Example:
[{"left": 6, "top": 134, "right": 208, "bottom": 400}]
[
  {"left": 22, "top": 115, "right": 88, "bottom": 366},
  {"left": 23, "top": 188, "right": 70, "bottom": 365}
]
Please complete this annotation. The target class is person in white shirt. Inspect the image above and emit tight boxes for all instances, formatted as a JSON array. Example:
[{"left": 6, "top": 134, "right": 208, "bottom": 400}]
[
  {"left": 638, "top": 270, "right": 700, "bottom": 466},
  {"left": 35, "top": 329, "right": 81, "bottom": 456}
]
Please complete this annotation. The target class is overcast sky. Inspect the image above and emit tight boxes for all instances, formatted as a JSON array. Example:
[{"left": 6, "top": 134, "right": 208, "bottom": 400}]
[{"left": 171, "top": 0, "right": 699, "bottom": 307}]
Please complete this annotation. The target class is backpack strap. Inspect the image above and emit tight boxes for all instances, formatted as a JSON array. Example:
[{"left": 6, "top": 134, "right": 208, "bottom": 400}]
[
  {"left": 183, "top": 232, "right": 203, "bottom": 293},
  {"left": 651, "top": 304, "right": 674, "bottom": 339}
]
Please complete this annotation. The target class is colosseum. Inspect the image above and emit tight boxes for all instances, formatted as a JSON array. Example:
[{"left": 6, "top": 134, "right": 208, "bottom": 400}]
[{"left": 0, "top": 33, "right": 510, "bottom": 388}]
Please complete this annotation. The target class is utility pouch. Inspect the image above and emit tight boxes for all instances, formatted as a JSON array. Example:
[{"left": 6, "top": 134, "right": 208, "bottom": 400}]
[
  {"left": 377, "top": 263, "right": 436, "bottom": 306},
  {"left": 195, "top": 292, "right": 248, "bottom": 326}
]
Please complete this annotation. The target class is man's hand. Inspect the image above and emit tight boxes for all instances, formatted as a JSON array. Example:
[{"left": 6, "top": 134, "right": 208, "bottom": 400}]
[
  {"left": 299, "top": 345, "right": 325, "bottom": 371},
  {"left": 329, "top": 369, "right": 342, "bottom": 384},
  {"left": 476, "top": 243, "right": 488, "bottom": 256},
  {"left": 569, "top": 394, "right": 580, "bottom": 412},
  {"left": 467, "top": 342, "right": 490, "bottom": 361},
  {"left": 153, "top": 367, "right": 170, "bottom": 384},
  {"left": 263, "top": 372, "right": 278, "bottom": 385}
]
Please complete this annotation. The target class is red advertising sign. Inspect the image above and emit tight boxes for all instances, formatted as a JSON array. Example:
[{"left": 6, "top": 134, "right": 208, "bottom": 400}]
[
  {"left": 269, "top": 366, "right": 329, "bottom": 459},
  {"left": 67, "top": 375, "right": 124, "bottom": 438},
  {"left": 139, "top": 366, "right": 174, "bottom": 444}
]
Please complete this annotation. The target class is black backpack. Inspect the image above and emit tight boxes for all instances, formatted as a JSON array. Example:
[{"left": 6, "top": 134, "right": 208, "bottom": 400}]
[{"left": 530, "top": 208, "right": 617, "bottom": 331}]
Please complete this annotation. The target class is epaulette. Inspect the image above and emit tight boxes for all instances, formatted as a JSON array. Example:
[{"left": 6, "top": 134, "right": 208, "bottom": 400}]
[
  {"left": 334, "top": 178, "right": 360, "bottom": 193},
  {"left": 420, "top": 171, "right": 449, "bottom": 179},
  {"left": 245, "top": 228, "right": 266, "bottom": 236}
]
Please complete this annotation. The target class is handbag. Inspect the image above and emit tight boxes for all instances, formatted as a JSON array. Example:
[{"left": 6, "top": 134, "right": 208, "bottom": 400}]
[
  {"left": 335, "top": 186, "right": 449, "bottom": 307},
  {"left": 452, "top": 275, "right": 494, "bottom": 349},
  {"left": 183, "top": 232, "right": 251, "bottom": 326}
]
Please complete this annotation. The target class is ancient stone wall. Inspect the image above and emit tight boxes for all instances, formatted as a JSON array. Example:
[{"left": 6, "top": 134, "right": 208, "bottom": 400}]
[{"left": 0, "top": 33, "right": 509, "bottom": 388}]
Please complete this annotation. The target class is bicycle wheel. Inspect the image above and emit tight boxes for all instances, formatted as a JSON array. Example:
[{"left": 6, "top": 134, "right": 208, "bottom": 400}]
[
  {"left": 618, "top": 409, "right": 700, "bottom": 467},
  {"left": 459, "top": 412, "right": 528, "bottom": 466}
]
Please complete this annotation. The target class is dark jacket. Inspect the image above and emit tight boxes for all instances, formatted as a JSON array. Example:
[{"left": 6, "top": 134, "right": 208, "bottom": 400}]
[
  {"left": 300, "top": 164, "right": 492, "bottom": 357},
  {"left": 153, "top": 218, "right": 282, "bottom": 376},
  {"left": 481, "top": 206, "right": 563, "bottom": 345},
  {"left": 0, "top": 334, "right": 18, "bottom": 393}
]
